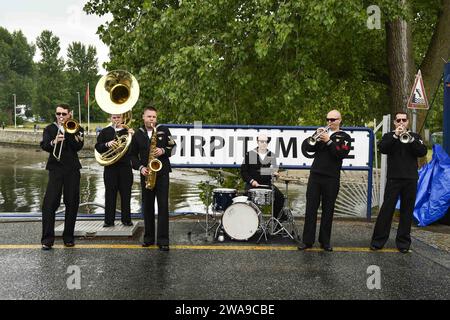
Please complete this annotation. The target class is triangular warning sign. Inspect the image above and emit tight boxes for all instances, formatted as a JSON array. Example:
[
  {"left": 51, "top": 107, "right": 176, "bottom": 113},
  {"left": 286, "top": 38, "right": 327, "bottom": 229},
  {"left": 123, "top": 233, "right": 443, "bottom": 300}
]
[{"left": 407, "top": 70, "right": 429, "bottom": 110}]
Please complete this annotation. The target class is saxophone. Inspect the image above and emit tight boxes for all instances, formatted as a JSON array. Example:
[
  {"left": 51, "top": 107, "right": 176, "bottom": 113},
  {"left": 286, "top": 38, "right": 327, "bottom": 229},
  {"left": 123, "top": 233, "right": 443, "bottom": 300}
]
[{"left": 145, "top": 124, "right": 162, "bottom": 190}]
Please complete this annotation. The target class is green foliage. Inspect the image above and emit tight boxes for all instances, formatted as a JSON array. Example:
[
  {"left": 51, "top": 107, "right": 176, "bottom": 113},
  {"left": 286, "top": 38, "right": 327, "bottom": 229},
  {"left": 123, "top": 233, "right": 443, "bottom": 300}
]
[
  {"left": 84, "top": 0, "right": 402, "bottom": 126},
  {"left": 0, "top": 27, "right": 103, "bottom": 125},
  {"left": 34, "top": 30, "right": 69, "bottom": 121},
  {"left": 0, "top": 0, "right": 446, "bottom": 130},
  {"left": 197, "top": 169, "right": 244, "bottom": 207},
  {"left": 0, "top": 28, "right": 35, "bottom": 125},
  {"left": 66, "top": 42, "right": 101, "bottom": 122}
]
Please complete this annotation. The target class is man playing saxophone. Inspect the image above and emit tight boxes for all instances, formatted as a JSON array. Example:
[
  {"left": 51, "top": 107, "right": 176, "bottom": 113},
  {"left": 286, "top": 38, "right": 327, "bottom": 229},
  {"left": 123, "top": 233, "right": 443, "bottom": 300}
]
[{"left": 130, "top": 106, "right": 176, "bottom": 251}]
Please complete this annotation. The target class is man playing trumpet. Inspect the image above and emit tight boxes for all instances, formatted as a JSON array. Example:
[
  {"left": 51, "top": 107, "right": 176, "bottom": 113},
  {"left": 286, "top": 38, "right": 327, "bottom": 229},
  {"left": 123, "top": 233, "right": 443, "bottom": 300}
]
[
  {"left": 370, "top": 112, "right": 427, "bottom": 253},
  {"left": 298, "top": 110, "right": 351, "bottom": 252},
  {"left": 95, "top": 113, "right": 134, "bottom": 227},
  {"left": 40, "top": 104, "right": 84, "bottom": 250}
]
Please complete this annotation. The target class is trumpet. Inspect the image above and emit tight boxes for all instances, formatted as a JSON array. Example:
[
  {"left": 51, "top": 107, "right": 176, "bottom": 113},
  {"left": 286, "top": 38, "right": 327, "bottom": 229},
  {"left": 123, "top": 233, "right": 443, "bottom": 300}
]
[
  {"left": 307, "top": 125, "right": 330, "bottom": 146},
  {"left": 398, "top": 126, "right": 413, "bottom": 144},
  {"left": 52, "top": 119, "right": 80, "bottom": 161}
]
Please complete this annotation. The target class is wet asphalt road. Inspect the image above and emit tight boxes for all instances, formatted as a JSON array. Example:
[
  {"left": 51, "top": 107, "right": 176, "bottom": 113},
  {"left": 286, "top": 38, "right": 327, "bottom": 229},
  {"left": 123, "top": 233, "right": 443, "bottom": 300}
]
[{"left": 0, "top": 220, "right": 449, "bottom": 300}]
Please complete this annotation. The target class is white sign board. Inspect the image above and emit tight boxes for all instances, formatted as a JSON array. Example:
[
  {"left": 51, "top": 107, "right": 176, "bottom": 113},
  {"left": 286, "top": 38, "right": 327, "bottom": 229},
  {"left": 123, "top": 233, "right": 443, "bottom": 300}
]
[{"left": 165, "top": 125, "right": 372, "bottom": 170}]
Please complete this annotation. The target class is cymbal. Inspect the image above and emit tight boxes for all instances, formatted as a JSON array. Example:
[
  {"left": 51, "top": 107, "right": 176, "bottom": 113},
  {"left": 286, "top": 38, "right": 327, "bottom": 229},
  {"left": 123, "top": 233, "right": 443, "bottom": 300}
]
[{"left": 205, "top": 169, "right": 237, "bottom": 178}]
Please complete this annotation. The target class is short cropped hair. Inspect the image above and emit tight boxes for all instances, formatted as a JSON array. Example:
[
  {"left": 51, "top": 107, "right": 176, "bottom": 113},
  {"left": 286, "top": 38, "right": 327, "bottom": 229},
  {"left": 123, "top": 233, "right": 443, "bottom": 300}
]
[
  {"left": 56, "top": 103, "right": 71, "bottom": 112},
  {"left": 394, "top": 111, "right": 408, "bottom": 119},
  {"left": 143, "top": 106, "right": 157, "bottom": 114}
]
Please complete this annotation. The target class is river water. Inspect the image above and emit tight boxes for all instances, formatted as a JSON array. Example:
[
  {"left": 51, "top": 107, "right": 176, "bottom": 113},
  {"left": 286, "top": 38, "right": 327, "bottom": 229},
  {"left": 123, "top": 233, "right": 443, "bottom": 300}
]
[{"left": 0, "top": 145, "right": 306, "bottom": 216}]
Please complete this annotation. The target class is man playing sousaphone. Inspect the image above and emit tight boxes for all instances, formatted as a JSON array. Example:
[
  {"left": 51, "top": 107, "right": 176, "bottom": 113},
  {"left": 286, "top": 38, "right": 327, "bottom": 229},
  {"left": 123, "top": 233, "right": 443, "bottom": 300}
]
[
  {"left": 95, "top": 69, "right": 140, "bottom": 227},
  {"left": 95, "top": 113, "right": 135, "bottom": 227}
]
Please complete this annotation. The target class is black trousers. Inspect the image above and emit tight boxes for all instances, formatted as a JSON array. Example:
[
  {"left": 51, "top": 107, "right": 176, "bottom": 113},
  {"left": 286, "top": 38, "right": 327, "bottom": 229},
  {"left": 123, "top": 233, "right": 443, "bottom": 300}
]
[
  {"left": 141, "top": 173, "right": 170, "bottom": 245},
  {"left": 104, "top": 166, "right": 133, "bottom": 225},
  {"left": 41, "top": 168, "right": 80, "bottom": 245},
  {"left": 302, "top": 173, "right": 340, "bottom": 247},
  {"left": 371, "top": 179, "right": 417, "bottom": 250}
]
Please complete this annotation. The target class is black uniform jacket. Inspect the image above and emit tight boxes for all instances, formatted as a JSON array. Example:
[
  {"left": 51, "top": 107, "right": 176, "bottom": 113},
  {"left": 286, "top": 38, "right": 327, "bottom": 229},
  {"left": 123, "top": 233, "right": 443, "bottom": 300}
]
[
  {"left": 240, "top": 149, "right": 277, "bottom": 187},
  {"left": 379, "top": 131, "right": 427, "bottom": 180},
  {"left": 301, "top": 130, "right": 352, "bottom": 179},
  {"left": 129, "top": 124, "right": 176, "bottom": 176},
  {"left": 95, "top": 126, "right": 131, "bottom": 167},
  {"left": 40, "top": 123, "right": 84, "bottom": 171}
]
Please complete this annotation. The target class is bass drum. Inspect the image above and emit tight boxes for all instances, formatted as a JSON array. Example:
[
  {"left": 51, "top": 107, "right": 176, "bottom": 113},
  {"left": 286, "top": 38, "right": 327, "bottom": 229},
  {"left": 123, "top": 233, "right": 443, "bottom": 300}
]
[{"left": 222, "top": 202, "right": 261, "bottom": 241}]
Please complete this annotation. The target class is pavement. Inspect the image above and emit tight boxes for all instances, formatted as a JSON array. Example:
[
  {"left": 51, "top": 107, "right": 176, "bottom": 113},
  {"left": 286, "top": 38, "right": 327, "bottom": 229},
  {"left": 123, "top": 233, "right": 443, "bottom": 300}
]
[{"left": 0, "top": 217, "right": 449, "bottom": 300}]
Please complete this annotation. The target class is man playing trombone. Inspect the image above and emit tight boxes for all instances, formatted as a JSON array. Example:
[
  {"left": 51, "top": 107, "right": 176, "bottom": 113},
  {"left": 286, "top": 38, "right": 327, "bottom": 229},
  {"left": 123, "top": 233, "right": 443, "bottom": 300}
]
[
  {"left": 39, "top": 104, "right": 84, "bottom": 250},
  {"left": 370, "top": 112, "right": 427, "bottom": 253},
  {"left": 298, "top": 110, "right": 351, "bottom": 252},
  {"left": 95, "top": 113, "right": 134, "bottom": 227}
]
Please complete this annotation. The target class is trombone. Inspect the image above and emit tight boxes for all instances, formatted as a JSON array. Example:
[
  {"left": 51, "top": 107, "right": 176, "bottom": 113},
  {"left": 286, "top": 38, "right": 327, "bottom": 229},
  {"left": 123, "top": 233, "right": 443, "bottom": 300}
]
[{"left": 52, "top": 119, "right": 80, "bottom": 161}]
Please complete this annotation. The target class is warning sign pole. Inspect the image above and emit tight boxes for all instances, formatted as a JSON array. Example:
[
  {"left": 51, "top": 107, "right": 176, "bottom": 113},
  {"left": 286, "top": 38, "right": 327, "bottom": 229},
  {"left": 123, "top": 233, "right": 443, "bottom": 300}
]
[{"left": 407, "top": 70, "right": 429, "bottom": 133}]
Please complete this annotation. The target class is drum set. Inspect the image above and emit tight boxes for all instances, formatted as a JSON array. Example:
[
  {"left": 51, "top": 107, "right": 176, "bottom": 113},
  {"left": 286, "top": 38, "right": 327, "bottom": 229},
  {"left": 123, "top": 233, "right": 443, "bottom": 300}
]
[{"left": 198, "top": 170, "right": 298, "bottom": 243}]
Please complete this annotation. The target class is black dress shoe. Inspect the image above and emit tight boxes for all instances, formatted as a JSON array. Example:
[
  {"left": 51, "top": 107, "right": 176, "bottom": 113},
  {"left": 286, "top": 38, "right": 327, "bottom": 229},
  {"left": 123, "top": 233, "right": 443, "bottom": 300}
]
[
  {"left": 159, "top": 245, "right": 170, "bottom": 251},
  {"left": 321, "top": 245, "right": 333, "bottom": 252},
  {"left": 297, "top": 244, "right": 312, "bottom": 251},
  {"left": 370, "top": 245, "right": 381, "bottom": 251},
  {"left": 122, "top": 221, "right": 134, "bottom": 227},
  {"left": 41, "top": 244, "right": 52, "bottom": 251},
  {"left": 103, "top": 223, "right": 114, "bottom": 228},
  {"left": 64, "top": 242, "right": 75, "bottom": 248},
  {"left": 142, "top": 242, "right": 154, "bottom": 247},
  {"left": 399, "top": 248, "right": 410, "bottom": 254}
]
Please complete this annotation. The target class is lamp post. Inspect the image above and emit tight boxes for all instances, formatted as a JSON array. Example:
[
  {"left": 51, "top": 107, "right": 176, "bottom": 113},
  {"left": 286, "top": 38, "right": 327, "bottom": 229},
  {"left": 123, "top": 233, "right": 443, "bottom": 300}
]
[
  {"left": 13, "top": 94, "right": 16, "bottom": 129},
  {"left": 77, "top": 91, "right": 81, "bottom": 125}
]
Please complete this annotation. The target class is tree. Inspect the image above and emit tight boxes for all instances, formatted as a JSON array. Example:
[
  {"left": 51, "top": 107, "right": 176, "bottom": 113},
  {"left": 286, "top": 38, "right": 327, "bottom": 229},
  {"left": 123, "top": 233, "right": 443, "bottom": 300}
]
[
  {"left": 0, "top": 28, "right": 35, "bottom": 124},
  {"left": 66, "top": 42, "right": 100, "bottom": 122},
  {"left": 34, "top": 30, "right": 68, "bottom": 121},
  {"left": 85, "top": 0, "right": 393, "bottom": 125},
  {"left": 84, "top": 0, "right": 449, "bottom": 127},
  {"left": 416, "top": 0, "right": 450, "bottom": 133}
]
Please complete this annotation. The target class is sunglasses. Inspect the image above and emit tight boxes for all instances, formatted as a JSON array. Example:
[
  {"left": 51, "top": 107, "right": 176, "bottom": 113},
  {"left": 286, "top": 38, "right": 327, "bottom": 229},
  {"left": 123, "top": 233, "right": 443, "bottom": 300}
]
[
  {"left": 396, "top": 118, "right": 408, "bottom": 123},
  {"left": 258, "top": 140, "right": 268, "bottom": 144},
  {"left": 56, "top": 112, "right": 68, "bottom": 116},
  {"left": 326, "top": 118, "right": 339, "bottom": 122}
]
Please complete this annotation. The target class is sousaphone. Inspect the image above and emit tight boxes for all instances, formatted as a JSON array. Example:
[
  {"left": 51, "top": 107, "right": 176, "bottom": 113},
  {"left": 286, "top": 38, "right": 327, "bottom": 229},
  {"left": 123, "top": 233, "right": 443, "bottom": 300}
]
[{"left": 94, "top": 70, "right": 140, "bottom": 166}]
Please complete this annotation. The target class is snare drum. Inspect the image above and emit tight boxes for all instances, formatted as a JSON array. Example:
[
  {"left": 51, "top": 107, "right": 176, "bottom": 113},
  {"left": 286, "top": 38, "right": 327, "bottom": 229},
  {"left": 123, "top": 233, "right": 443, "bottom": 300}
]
[
  {"left": 222, "top": 202, "right": 261, "bottom": 240},
  {"left": 232, "top": 196, "right": 248, "bottom": 203},
  {"left": 212, "top": 188, "right": 237, "bottom": 212},
  {"left": 248, "top": 188, "right": 273, "bottom": 206}
]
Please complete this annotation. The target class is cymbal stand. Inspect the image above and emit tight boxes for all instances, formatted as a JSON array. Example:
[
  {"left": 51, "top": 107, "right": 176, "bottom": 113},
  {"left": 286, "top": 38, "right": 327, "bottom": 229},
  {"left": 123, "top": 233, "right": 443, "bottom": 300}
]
[
  {"left": 263, "top": 174, "right": 296, "bottom": 240},
  {"left": 280, "top": 178, "right": 299, "bottom": 241},
  {"left": 196, "top": 180, "right": 218, "bottom": 241}
]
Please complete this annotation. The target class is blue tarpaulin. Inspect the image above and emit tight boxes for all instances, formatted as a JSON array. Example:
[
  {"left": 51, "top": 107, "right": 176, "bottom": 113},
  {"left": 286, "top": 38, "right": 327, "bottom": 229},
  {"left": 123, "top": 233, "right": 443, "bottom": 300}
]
[{"left": 413, "top": 144, "right": 450, "bottom": 226}]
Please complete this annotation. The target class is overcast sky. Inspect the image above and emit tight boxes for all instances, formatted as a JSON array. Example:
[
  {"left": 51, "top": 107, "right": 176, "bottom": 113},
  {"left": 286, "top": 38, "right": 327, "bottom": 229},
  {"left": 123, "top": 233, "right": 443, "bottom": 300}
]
[{"left": 1, "top": 0, "right": 111, "bottom": 72}]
